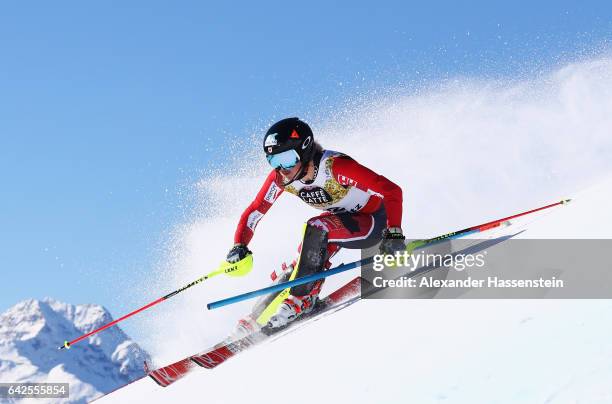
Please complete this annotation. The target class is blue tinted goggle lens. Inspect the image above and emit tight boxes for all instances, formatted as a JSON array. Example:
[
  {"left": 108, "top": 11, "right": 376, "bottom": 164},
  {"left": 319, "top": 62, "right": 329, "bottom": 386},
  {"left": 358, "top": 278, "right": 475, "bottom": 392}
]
[{"left": 266, "top": 149, "right": 300, "bottom": 169}]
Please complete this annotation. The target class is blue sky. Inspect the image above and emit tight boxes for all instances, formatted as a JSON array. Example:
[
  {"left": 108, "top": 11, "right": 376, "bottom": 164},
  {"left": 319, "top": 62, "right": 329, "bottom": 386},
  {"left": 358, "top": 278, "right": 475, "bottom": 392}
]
[{"left": 1, "top": 1, "right": 611, "bottom": 314}]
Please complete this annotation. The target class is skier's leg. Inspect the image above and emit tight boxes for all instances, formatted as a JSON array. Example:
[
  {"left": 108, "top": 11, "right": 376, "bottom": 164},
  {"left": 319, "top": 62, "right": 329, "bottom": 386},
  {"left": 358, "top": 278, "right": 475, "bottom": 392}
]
[
  {"left": 268, "top": 208, "right": 386, "bottom": 328},
  {"left": 236, "top": 220, "right": 331, "bottom": 331},
  {"left": 329, "top": 206, "right": 387, "bottom": 250},
  {"left": 289, "top": 207, "right": 386, "bottom": 296},
  {"left": 288, "top": 221, "right": 329, "bottom": 296}
]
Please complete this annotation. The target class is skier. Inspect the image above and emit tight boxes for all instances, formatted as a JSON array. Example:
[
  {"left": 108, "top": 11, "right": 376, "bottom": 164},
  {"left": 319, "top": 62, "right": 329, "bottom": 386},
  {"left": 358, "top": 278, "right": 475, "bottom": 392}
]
[{"left": 226, "top": 117, "right": 405, "bottom": 331}]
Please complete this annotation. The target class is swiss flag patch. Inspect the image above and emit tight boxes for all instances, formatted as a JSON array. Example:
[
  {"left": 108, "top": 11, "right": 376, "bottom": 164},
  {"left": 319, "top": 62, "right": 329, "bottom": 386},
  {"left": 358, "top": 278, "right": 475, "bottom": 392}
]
[{"left": 337, "top": 174, "right": 357, "bottom": 187}]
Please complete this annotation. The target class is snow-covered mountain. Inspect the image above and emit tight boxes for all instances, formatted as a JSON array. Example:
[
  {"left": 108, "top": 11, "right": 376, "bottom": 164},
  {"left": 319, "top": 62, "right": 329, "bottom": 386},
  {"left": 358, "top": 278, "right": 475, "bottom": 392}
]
[{"left": 0, "top": 298, "right": 150, "bottom": 403}]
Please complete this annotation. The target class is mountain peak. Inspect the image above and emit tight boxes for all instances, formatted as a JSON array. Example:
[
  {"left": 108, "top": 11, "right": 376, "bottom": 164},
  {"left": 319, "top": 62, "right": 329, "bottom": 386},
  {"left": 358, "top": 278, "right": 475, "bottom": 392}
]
[{"left": 0, "top": 298, "right": 151, "bottom": 403}]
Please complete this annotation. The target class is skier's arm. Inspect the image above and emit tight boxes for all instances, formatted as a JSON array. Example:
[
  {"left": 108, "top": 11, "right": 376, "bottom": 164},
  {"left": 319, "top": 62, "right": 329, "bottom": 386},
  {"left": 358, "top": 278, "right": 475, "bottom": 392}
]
[
  {"left": 331, "top": 156, "right": 403, "bottom": 228},
  {"left": 233, "top": 170, "right": 284, "bottom": 245}
]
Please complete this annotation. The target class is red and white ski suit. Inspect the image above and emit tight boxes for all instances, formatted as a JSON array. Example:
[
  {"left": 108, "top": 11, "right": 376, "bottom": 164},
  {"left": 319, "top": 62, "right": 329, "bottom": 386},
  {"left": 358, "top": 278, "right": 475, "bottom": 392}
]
[{"left": 234, "top": 150, "right": 403, "bottom": 262}]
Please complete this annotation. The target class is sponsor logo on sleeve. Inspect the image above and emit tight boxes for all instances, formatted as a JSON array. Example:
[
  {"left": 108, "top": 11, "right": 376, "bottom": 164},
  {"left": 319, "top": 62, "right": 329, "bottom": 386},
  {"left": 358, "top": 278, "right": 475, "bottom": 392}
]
[
  {"left": 246, "top": 210, "right": 264, "bottom": 231},
  {"left": 264, "top": 182, "right": 281, "bottom": 203}
]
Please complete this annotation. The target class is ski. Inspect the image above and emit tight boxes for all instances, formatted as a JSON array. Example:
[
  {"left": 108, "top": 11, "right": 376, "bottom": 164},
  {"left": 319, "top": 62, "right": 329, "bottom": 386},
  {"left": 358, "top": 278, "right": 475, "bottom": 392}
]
[
  {"left": 192, "top": 276, "right": 361, "bottom": 369},
  {"left": 148, "top": 356, "right": 197, "bottom": 387},
  {"left": 148, "top": 276, "right": 362, "bottom": 387}
]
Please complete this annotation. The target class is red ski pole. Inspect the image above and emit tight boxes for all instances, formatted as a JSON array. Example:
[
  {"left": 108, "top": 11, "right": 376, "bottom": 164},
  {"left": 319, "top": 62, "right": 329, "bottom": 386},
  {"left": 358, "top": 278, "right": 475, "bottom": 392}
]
[{"left": 58, "top": 256, "right": 253, "bottom": 350}]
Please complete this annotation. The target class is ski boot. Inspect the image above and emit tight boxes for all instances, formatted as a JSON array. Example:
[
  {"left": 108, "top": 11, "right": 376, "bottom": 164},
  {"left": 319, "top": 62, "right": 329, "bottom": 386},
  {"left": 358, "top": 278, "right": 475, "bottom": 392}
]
[{"left": 267, "top": 280, "right": 323, "bottom": 329}]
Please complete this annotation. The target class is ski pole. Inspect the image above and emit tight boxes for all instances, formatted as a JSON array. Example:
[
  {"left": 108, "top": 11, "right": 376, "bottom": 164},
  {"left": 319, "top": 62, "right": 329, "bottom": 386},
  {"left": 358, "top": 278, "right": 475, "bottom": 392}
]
[
  {"left": 207, "top": 259, "right": 368, "bottom": 310},
  {"left": 207, "top": 199, "right": 570, "bottom": 309},
  {"left": 416, "top": 198, "right": 571, "bottom": 247},
  {"left": 58, "top": 256, "right": 253, "bottom": 350}
]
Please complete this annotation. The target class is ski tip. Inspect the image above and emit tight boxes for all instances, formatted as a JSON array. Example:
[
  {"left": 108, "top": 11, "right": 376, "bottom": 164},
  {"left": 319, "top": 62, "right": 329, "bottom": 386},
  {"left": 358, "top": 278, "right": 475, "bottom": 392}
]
[{"left": 562, "top": 198, "right": 572, "bottom": 204}]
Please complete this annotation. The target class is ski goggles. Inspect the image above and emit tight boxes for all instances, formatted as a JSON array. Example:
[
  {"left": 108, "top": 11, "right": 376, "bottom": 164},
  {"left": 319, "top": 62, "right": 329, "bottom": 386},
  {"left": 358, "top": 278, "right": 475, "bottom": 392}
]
[{"left": 266, "top": 149, "right": 300, "bottom": 170}]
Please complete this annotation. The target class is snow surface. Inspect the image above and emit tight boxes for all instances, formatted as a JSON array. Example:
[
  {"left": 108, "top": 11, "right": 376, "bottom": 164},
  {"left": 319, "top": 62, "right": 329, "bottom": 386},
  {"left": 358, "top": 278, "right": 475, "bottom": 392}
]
[
  {"left": 0, "top": 299, "right": 150, "bottom": 403},
  {"left": 98, "top": 57, "right": 612, "bottom": 403}
]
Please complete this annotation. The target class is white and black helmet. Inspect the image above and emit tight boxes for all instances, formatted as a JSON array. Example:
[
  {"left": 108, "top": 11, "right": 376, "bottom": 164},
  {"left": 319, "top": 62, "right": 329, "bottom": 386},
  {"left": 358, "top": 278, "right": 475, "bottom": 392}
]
[{"left": 263, "top": 117, "right": 315, "bottom": 168}]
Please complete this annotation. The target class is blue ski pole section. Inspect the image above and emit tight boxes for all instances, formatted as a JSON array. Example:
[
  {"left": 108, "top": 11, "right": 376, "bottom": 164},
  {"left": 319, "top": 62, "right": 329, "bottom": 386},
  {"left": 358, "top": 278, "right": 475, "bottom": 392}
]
[{"left": 207, "top": 257, "right": 373, "bottom": 310}]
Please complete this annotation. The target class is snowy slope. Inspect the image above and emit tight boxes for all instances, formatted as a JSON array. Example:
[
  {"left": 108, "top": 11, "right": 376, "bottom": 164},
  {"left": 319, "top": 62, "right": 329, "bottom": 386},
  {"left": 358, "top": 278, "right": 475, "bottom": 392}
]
[
  {"left": 0, "top": 299, "right": 151, "bottom": 403},
  {"left": 97, "top": 174, "right": 612, "bottom": 403}
]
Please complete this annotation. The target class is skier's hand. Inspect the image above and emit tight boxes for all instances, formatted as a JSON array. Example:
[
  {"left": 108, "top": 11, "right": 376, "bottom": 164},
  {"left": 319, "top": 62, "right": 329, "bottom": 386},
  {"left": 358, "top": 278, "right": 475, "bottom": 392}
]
[
  {"left": 226, "top": 244, "right": 252, "bottom": 264},
  {"left": 379, "top": 227, "right": 406, "bottom": 255}
]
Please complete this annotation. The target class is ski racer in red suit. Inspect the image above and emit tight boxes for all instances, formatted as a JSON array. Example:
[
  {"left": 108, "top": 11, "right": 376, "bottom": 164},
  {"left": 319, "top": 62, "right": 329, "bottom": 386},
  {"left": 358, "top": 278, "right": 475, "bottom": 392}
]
[{"left": 226, "top": 117, "right": 405, "bottom": 331}]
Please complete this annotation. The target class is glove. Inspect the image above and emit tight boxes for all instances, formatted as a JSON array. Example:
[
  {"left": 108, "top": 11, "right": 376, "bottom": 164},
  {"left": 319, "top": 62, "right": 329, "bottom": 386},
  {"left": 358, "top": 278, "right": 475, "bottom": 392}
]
[
  {"left": 226, "top": 244, "right": 252, "bottom": 264},
  {"left": 379, "top": 227, "right": 406, "bottom": 255}
]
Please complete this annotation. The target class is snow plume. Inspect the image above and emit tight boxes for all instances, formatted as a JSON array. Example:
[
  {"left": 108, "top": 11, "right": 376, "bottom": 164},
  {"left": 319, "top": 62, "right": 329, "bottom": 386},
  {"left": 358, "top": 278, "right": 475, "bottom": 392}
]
[
  {"left": 318, "top": 56, "right": 612, "bottom": 236},
  {"left": 137, "top": 56, "right": 612, "bottom": 364}
]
